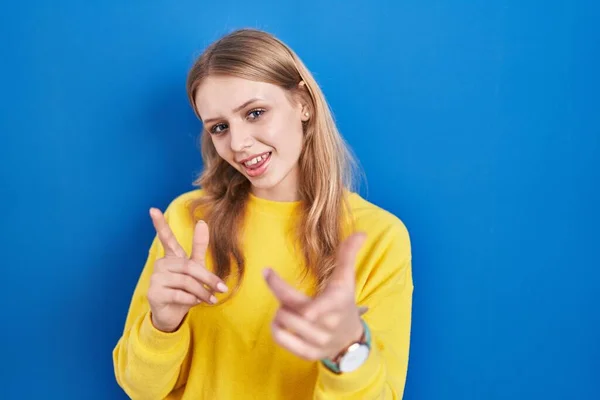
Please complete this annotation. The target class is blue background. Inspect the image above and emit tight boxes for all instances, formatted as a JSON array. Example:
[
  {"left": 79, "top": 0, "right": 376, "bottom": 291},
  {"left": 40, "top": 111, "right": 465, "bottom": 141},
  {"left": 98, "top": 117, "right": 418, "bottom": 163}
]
[{"left": 1, "top": 1, "right": 598, "bottom": 399}]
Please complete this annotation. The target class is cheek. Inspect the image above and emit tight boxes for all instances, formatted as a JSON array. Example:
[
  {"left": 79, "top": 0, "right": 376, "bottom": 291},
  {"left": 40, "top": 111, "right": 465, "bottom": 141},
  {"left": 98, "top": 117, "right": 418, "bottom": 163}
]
[
  {"left": 281, "top": 121, "right": 305, "bottom": 156},
  {"left": 211, "top": 137, "right": 233, "bottom": 160},
  {"left": 261, "top": 114, "right": 304, "bottom": 153}
]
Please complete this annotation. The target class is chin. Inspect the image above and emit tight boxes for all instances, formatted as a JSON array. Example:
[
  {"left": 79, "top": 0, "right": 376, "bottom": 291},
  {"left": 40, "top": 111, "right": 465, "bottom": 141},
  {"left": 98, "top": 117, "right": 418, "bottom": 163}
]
[
  {"left": 248, "top": 175, "right": 281, "bottom": 189},
  {"left": 229, "top": 156, "right": 296, "bottom": 194}
]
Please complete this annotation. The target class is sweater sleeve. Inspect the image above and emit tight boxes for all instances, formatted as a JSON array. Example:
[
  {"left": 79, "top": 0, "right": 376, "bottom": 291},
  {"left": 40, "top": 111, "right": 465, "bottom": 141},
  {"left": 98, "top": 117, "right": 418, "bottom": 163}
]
[
  {"left": 112, "top": 219, "right": 192, "bottom": 399},
  {"left": 313, "top": 222, "right": 414, "bottom": 399}
]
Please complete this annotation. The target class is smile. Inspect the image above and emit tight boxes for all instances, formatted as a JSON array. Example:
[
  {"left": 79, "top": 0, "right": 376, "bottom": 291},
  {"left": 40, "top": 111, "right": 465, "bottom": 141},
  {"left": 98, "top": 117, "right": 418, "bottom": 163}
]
[{"left": 241, "top": 152, "right": 272, "bottom": 177}]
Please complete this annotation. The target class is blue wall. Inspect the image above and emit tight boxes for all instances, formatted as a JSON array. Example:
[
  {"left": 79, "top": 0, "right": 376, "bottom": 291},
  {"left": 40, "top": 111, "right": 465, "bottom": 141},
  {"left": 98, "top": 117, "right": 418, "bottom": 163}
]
[{"left": 1, "top": 1, "right": 598, "bottom": 399}]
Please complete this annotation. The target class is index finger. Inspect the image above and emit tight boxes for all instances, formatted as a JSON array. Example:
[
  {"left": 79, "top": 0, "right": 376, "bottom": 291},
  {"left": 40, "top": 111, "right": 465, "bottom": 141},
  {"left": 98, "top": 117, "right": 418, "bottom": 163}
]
[
  {"left": 149, "top": 208, "right": 186, "bottom": 258},
  {"left": 263, "top": 268, "right": 311, "bottom": 311}
]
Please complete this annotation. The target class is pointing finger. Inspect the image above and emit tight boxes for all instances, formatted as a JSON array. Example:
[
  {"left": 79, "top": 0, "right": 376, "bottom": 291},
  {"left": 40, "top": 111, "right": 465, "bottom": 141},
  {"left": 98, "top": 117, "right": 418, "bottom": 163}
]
[
  {"left": 149, "top": 208, "right": 186, "bottom": 258},
  {"left": 263, "top": 268, "right": 311, "bottom": 311}
]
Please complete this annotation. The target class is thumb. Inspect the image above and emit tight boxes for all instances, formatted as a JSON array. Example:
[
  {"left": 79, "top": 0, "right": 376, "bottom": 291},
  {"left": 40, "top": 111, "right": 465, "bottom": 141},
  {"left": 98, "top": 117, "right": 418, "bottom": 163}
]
[
  {"left": 191, "top": 220, "right": 210, "bottom": 264},
  {"left": 329, "top": 232, "right": 367, "bottom": 288}
]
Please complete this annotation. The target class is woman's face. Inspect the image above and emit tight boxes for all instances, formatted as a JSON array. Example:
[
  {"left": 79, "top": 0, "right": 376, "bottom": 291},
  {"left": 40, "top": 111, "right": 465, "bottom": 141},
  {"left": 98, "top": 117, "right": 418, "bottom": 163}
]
[{"left": 194, "top": 75, "right": 309, "bottom": 202}]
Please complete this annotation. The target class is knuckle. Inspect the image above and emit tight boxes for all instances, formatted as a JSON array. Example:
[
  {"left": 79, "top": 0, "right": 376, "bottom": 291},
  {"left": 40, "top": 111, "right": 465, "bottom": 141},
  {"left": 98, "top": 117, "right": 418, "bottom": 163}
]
[
  {"left": 154, "top": 259, "right": 166, "bottom": 271},
  {"left": 310, "top": 350, "right": 322, "bottom": 361},
  {"left": 271, "top": 325, "right": 281, "bottom": 342},
  {"left": 191, "top": 277, "right": 205, "bottom": 292},
  {"left": 324, "top": 314, "right": 341, "bottom": 329},
  {"left": 317, "top": 333, "right": 331, "bottom": 347},
  {"left": 195, "top": 292, "right": 207, "bottom": 303},
  {"left": 167, "top": 272, "right": 179, "bottom": 286},
  {"left": 173, "top": 290, "right": 186, "bottom": 304},
  {"left": 147, "top": 287, "right": 164, "bottom": 305},
  {"left": 302, "top": 348, "right": 319, "bottom": 361},
  {"left": 176, "top": 272, "right": 187, "bottom": 284},
  {"left": 182, "top": 275, "right": 195, "bottom": 291},
  {"left": 271, "top": 321, "right": 282, "bottom": 334},
  {"left": 191, "top": 282, "right": 207, "bottom": 300},
  {"left": 174, "top": 246, "right": 186, "bottom": 258},
  {"left": 302, "top": 309, "right": 318, "bottom": 323},
  {"left": 149, "top": 273, "right": 166, "bottom": 289},
  {"left": 146, "top": 287, "right": 156, "bottom": 302},
  {"left": 201, "top": 291, "right": 213, "bottom": 303},
  {"left": 191, "top": 262, "right": 206, "bottom": 276},
  {"left": 210, "top": 275, "right": 222, "bottom": 287},
  {"left": 181, "top": 260, "right": 192, "bottom": 274}
]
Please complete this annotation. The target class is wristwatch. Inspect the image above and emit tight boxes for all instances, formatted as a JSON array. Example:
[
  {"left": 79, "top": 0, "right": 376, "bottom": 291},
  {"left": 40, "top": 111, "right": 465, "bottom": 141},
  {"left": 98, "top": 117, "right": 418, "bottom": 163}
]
[{"left": 321, "top": 319, "right": 371, "bottom": 374}]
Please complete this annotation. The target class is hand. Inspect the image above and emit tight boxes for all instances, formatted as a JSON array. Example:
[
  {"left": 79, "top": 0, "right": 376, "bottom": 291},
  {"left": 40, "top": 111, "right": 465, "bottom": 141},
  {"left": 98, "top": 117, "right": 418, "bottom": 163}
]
[
  {"left": 264, "top": 232, "right": 367, "bottom": 361},
  {"left": 147, "top": 208, "right": 228, "bottom": 332}
]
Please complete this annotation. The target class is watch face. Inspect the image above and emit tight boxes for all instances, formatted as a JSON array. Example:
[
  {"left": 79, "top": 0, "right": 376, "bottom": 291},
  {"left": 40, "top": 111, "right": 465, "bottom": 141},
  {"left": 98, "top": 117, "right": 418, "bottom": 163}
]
[{"left": 339, "top": 344, "right": 370, "bottom": 373}]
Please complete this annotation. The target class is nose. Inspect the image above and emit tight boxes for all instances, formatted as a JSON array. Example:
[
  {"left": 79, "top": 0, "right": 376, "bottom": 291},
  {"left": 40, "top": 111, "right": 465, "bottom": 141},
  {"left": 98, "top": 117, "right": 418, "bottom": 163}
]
[{"left": 229, "top": 125, "right": 254, "bottom": 152}]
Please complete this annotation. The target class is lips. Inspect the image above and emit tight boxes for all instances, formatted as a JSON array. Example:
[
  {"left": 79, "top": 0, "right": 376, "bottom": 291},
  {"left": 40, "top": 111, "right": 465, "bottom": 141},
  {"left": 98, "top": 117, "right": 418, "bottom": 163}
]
[
  {"left": 241, "top": 151, "right": 272, "bottom": 178},
  {"left": 241, "top": 151, "right": 271, "bottom": 168}
]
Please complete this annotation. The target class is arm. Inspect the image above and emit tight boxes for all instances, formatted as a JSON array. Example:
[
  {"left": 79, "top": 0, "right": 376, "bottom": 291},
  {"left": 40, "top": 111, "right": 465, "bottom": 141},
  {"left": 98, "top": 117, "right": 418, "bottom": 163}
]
[
  {"left": 113, "top": 198, "right": 227, "bottom": 399},
  {"left": 113, "top": 239, "right": 190, "bottom": 399},
  {"left": 112, "top": 236, "right": 192, "bottom": 400},
  {"left": 314, "top": 224, "right": 414, "bottom": 399}
]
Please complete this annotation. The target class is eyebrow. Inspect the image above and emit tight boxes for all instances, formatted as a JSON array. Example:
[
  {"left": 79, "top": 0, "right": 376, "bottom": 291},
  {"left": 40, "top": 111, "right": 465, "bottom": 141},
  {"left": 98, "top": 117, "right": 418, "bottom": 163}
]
[{"left": 202, "top": 98, "right": 263, "bottom": 124}]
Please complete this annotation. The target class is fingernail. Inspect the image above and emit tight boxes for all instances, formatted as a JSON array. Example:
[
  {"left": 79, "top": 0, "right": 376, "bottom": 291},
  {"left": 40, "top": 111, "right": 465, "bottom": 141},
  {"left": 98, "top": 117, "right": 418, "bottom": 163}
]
[
  {"left": 217, "top": 282, "right": 228, "bottom": 293},
  {"left": 262, "top": 268, "right": 271, "bottom": 279},
  {"left": 209, "top": 295, "right": 218, "bottom": 304}
]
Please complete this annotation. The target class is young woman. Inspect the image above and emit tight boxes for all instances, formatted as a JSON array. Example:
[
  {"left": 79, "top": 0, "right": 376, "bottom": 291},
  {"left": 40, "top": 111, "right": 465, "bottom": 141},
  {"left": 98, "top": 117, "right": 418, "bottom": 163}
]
[{"left": 113, "top": 28, "right": 413, "bottom": 399}]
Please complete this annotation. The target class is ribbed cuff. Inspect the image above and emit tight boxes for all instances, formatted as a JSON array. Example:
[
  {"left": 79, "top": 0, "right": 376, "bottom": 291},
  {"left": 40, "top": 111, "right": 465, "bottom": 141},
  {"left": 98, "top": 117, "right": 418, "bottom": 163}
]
[{"left": 136, "top": 311, "right": 190, "bottom": 354}]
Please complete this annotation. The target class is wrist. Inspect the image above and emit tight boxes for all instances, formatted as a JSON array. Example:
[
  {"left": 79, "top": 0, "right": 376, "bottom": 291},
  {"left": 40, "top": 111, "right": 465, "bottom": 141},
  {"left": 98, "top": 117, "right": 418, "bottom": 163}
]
[
  {"left": 150, "top": 312, "right": 184, "bottom": 333},
  {"left": 349, "top": 318, "right": 365, "bottom": 345},
  {"left": 321, "top": 319, "right": 371, "bottom": 374},
  {"left": 330, "top": 318, "right": 364, "bottom": 360},
  {"left": 138, "top": 312, "right": 191, "bottom": 353}
]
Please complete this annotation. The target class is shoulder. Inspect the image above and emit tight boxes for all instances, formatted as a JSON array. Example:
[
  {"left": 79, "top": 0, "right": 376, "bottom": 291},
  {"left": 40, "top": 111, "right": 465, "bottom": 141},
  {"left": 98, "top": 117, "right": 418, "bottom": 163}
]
[
  {"left": 345, "top": 193, "right": 413, "bottom": 297},
  {"left": 161, "top": 188, "right": 206, "bottom": 230},
  {"left": 345, "top": 191, "right": 411, "bottom": 263},
  {"left": 346, "top": 192, "right": 410, "bottom": 242},
  {"left": 164, "top": 188, "right": 205, "bottom": 214}
]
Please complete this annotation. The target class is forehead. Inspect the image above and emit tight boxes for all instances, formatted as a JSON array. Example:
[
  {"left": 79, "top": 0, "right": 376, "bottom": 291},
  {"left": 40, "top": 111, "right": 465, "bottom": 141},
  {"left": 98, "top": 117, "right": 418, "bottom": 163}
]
[{"left": 194, "top": 75, "right": 289, "bottom": 118}]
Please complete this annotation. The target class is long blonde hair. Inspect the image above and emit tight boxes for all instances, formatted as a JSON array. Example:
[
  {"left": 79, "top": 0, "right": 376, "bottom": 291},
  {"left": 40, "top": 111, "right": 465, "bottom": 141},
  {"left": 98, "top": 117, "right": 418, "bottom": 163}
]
[{"left": 186, "top": 28, "right": 358, "bottom": 294}]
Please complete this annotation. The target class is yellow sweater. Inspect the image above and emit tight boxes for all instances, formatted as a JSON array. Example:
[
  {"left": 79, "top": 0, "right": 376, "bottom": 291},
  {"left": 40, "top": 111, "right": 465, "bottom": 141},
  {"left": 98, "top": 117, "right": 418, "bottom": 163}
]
[{"left": 113, "top": 190, "right": 413, "bottom": 399}]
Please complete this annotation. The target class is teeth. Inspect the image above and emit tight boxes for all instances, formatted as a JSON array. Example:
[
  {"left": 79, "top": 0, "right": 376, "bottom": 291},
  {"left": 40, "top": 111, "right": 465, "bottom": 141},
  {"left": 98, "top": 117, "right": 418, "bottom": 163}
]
[{"left": 244, "top": 153, "right": 269, "bottom": 167}]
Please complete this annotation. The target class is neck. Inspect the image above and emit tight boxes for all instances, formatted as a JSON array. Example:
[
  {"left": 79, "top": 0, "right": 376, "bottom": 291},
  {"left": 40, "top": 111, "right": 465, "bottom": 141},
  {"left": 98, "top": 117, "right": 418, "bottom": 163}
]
[{"left": 251, "top": 186, "right": 300, "bottom": 202}]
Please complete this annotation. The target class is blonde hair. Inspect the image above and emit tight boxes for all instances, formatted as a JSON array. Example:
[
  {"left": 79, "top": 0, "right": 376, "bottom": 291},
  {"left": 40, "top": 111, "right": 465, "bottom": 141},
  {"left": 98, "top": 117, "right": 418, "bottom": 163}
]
[{"left": 185, "top": 28, "right": 358, "bottom": 294}]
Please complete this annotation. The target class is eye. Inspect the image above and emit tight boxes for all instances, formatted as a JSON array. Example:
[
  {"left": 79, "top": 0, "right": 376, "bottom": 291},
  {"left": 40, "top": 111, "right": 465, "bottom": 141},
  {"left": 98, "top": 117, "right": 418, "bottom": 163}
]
[
  {"left": 247, "top": 108, "right": 265, "bottom": 120},
  {"left": 209, "top": 123, "right": 228, "bottom": 135}
]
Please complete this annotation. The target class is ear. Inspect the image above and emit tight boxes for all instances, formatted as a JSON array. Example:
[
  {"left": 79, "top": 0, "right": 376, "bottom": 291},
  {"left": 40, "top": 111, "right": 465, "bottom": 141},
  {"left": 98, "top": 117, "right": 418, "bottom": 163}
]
[
  {"left": 300, "top": 104, "right": 310, "bottom": 121},
  {"left": 295, "top": 81, "right": 312, "bottom": 122}
]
